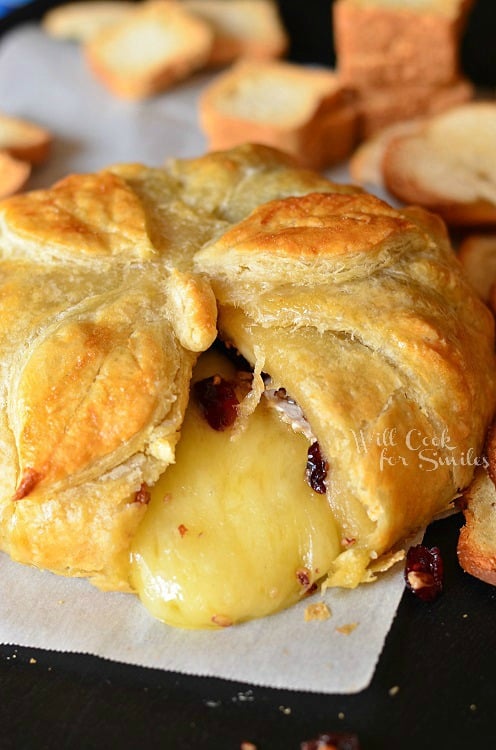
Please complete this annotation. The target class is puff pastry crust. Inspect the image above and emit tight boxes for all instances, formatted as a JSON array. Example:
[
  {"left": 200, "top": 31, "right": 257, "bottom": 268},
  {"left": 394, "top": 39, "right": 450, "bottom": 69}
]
[
  {"left": 0, "top": 143, "right": 494, "bottom": 605},
  {"left": 195, "top": 190, "right": 496, "bottom": 585}
]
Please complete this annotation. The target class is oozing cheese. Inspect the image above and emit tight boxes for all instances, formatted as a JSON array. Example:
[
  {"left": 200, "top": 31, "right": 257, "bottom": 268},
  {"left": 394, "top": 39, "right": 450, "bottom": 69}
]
[{"left": 130, "top": 350, "right": 340, "bottom": 629}]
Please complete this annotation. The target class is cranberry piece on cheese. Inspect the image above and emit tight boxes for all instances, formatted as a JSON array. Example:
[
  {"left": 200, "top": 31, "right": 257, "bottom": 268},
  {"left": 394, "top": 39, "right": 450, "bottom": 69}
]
[
  {"left": 194, "top": 374, "right": 239, "bottom": 431},
  {"left": 306, "top": 442, "right": 328, "bottom": 494}
]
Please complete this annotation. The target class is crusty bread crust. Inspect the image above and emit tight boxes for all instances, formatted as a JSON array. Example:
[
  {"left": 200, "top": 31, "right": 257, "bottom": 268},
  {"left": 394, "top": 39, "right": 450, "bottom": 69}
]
[
  {"left": 458, "top": 468, "right": 496, "bottom": 586},
  {"left": 349, "top": 119, "right": 425, "bottom": 187},
  {"left": 42, "top": 1, "right": 135, "bottom": 42},
  {"left": 199, "top": 60, "right": 358, "bottom": 169},
  {"left": 382, "top": 102, "right": 496, "bottom": 227},
  {"left": 334, "top": 0, "right": 474, "bottom": 88},
  {"left": 0, "top": 152, "right": 30, "bottom": 199},
  {"left": 85, "top": 0, "right": 213, "bottom": 99},
  {"left": 458, "top": 234, "right": 496, "bottom": 302},
  {"left": 181, "top": 0, "right": 287, "bottom": 67},
  {"left": 0, "top": 113, "right": 52, "bottom": 165},
  {"left": 355, "top": 77, "right": 473, "bottom": 139}
]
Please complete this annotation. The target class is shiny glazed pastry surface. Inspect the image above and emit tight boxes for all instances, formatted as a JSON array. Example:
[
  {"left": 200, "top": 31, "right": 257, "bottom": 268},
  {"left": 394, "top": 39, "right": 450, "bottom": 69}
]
[{"left": 0, "top": 143, "right": 494, "bottom": 626}]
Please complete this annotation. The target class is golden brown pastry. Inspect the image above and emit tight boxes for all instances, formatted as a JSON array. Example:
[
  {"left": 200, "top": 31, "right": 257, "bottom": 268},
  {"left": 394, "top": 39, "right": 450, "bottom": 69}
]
[
  {"left": 0, "top": 143, "right": 494, "bottom": 629},
  {"left": 194, "top": 190, "right": 496, "bottom": 590},
  {"left": 0, "top": 145, "right": 354, "bottom": 594},
  {"left": 0, "top": 165, "right": 220, "bottom": 591}
]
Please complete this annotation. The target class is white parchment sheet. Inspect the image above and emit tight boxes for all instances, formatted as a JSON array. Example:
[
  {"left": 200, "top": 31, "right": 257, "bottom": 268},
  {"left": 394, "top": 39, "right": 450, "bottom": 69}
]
[{"left": 0, "top": 24, "right": 414, "bottom": 694}]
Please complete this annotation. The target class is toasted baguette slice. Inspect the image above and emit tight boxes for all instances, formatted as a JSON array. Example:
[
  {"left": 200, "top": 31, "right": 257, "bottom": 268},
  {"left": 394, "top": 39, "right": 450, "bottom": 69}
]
[
  {"left": 85, "top": 0, "right": 213, "bottom": 99},
  {"left": 199, "top": 60, "right": 358, "bottom": 169},
  {"left": 43, "top": 1, "right": 135, "bottom": 42},
  {"left": 458, "top": 468, "right": 496, "bottom": 586},
  {"left": 181, "top": 0, "right": 288, "bottom": 67},
  {"left": 458, "top": 234, "right": 496, "bottom": 302},
  {"left": 0, "top": 151, "right": 31, "bottom": 199},
  {"left": 356, "top": 77, "right": 473, "bottom": 139},
  {"left": 350, "top": 119, "right": 425, "bottom": 187},
  {"left": 334, "top": 0, "right": 474, "bottom": 88},
  {"left": 0, "top": 113, "right": 52, "bottom": 165},
  {"left": 383, "top": 102, "right": 496, "bottom": 227}
]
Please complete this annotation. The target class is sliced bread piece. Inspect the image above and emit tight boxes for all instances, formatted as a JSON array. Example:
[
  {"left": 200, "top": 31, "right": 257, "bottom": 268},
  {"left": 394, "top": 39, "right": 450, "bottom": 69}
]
[
  {"left": 85, "top": 0, "right": 213, "bottom": 99},
  {"left": 0, "top": 113, "right": 52, "bottom": 165},
  {"left": 349, "top": 119, "right": 425, "bottom": 187},
  {"left": 334, "top": 0, "right": 474, "bottom": 88},
  {"left": 382, "top": 102, "right": 496, "bottom": 227},
  {"left": 458, "top": 467, "right": 496, "bottom": 586},
  {"left": 0, "top": 151, "right": 31, "bottom": 199},
  {"left": 43, "top": 1, "right": 135, "bottom": 42},
  {"left": 355, "top": 77, "right": 473, "bottom": 139},
  {"left": 181, "top": 0, "right": 288, "bottom": 67},
  {"left": 199, "top": 60, "right": 358, "bottom": 169},
  {"left": 458, "top": 234, "right": 496, "bottom": 302}
]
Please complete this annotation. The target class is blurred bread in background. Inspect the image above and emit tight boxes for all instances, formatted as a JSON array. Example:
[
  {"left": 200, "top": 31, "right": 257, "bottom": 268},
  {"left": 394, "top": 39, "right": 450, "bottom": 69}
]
[
  {"left": 0, "top": 112, "right": 53, "bottom": 198},
  {"left": 199, "top": 59, "right": 357, "bottom": 169},
  {"left": 0, "top": 112, "right": 52, "bottom": 165},
  {"left": 84, "top": 0, "right": 214, "bottom": 99},
  {"left": 381, "top": 102, "right": 496, "bottom": 227},
  {"left": 355, "top": 77, "right": 473, "bottom": 139},
  {"left": 180, "top": 0, "right": 288, "bottom": 67},
  {"left": 42, "top": 1, "right": 135, "bottom": 42},
  {"left": 334, "top": 0, "right": 474, "bottom": 87},
  {"left": 349, "top": 119, "right": 425, "bottom": 186},
  {"left": 458, "top": 234, "right": 496, "bottom": 302},
  {"left": 333, "top": 0, "right": 475, "bottom": 136},
  {"left": 0, "top": 152, "right": 31, "bottom": 200}
]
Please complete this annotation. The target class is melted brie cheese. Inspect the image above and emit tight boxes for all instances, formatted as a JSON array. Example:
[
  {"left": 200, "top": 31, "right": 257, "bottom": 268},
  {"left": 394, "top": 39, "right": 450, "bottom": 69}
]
[{"left": 130, "top": 350, "right": 340, "bottom": 629}]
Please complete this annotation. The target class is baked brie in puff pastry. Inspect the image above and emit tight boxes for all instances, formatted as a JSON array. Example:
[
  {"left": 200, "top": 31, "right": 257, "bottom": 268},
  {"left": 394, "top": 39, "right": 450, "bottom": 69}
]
[{"left": 0, "top": 144, "right": 494, "bottom": 629}]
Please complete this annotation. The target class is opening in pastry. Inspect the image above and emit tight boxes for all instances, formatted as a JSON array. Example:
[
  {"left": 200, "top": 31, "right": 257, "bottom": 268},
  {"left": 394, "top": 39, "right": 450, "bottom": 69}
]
[{"left": 130, "top": 345, "right": 342, "bottom": 629}]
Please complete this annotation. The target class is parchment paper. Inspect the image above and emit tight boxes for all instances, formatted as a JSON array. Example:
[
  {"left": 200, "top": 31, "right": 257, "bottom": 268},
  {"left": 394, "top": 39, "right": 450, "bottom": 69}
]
[{"left": 0, "top": 24, "right": 414, "bottom": 694}]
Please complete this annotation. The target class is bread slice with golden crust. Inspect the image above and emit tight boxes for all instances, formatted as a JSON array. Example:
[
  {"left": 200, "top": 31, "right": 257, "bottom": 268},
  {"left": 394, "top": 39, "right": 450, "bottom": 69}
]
[
  {"left": 199, "top": 60, "right": 358, "bottom": 169},
  {"left": 0, "top": 112, "right": 52, "bottom": 165},
  {"left": 334, "top": 0, "right": 474, "bottom": 88},
  {"left": 350, "top": 119, "right": 425, "bottom": 187},
  {"left": 181, "top": 0, "right": 288, "bottom": 67},
  {"left": 355, "top": 77, "right": 473, "bottom": 139},
  {"left": 458, "top": 460, "right": 496, "bottom": 587},
  {"left": 457, "top": 234, "right": 496, "bottom": 302},
  {"left": 84, "top": 0, "right": 213, "bottom": 99},
  {"left": 42, "top": 1, "right": 135, "bottom": 42},
  {"left": 382, "top": 102, "right": 496, "bottom": 227},
  {"left": 0, "top": 152, "right": 31, "bottom": 199}
]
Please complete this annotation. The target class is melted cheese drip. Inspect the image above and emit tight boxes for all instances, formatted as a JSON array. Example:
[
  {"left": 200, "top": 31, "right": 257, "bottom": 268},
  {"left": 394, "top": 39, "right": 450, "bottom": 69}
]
[{"left": 130, "top": 350, "right": 340, "bottom": 629}]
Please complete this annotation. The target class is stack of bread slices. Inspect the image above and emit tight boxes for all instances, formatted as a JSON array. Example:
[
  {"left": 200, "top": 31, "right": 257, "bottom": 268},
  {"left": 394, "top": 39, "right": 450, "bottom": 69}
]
[{"left": 333, "top": 0, "right": 475, "bottom": 139}]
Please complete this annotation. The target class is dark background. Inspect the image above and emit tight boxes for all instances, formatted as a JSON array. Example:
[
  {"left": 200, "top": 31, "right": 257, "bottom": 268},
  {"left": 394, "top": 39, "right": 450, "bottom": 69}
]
[
  {"left": 2, "top": 514, "right": 496, "bottom": 749},
  {"left": 1, "top": 2, "right": 496, "bottom": 749}
]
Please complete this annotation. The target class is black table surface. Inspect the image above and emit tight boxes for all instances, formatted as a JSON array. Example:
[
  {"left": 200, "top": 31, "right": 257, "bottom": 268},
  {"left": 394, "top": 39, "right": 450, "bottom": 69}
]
[{"left": 2, "top": 512, "right": 495, "bottom": 750}]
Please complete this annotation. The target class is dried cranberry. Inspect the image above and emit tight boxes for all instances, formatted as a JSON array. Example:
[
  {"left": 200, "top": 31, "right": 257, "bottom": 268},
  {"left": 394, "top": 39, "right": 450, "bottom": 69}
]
[
  {"left": 306, "top": 442, "right": 328, "bottom": 494},
  {"left": 134, "top": 483, "right": 151, "bottom": 505},
  {"left": 300, "top": 731, "right": 361, "bottom": 750},
  {"left": 404, "top": 544, "right": 443, "bottom": 602},
  {"left": 194, "top": 374, "right": 239, "bottom": 431}
]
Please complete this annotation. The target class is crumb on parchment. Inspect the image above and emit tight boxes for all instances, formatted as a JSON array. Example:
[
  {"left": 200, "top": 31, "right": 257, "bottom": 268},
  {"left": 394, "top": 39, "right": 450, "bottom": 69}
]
[
  {"left": 336, "top": 622, "right": 358, "bottom": 635},
  {"left": 304, "top": 601, "right": 331, "bottom": 621}
]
